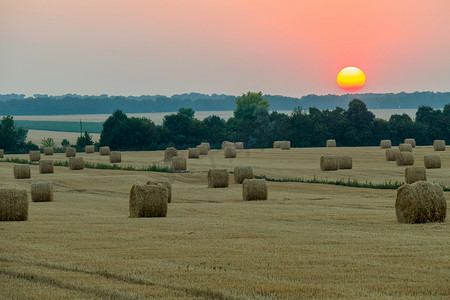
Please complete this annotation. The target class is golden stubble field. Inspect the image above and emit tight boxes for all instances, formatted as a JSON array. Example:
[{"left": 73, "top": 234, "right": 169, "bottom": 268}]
[{"left": 0, "top": 146, "right": 449, "bottom": 299}]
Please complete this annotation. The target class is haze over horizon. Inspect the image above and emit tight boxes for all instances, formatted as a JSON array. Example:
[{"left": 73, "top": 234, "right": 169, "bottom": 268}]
[{"left": 2, "top": 0, "right": 450, "bottom": 98}]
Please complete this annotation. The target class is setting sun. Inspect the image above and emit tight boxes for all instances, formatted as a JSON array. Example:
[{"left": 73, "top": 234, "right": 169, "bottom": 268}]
[{"left": 337, "top": 67, "right": 366, "bottom": 92}]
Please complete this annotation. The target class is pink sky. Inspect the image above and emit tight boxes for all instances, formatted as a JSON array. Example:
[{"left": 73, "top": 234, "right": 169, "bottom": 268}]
[{"left": 1, "top": 0, "right": 449, "bottom": 97}]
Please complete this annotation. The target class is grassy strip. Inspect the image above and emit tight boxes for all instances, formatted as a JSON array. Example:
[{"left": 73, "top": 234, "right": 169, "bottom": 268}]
[{"left": 14, "top": 120, "right": 103, "bottom": 133}]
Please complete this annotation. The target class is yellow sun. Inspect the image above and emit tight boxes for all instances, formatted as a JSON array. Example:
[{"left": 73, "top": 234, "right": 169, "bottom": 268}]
[{"left": 337, "top": 67, "right": 366, "bottom": 92}]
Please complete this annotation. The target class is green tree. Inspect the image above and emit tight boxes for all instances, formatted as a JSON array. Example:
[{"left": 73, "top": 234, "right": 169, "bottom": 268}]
[
  {"left": 41, "top": 137, "right": 55, "bottom": 148},
  {"left": 61, "top": 139, "right": 70, "bottom": 148},
  {"left": 234, "top": 92, "right": 269, "bottom": 119},
  {"left": 0, "top": 116, "right": 28, "bottom": 151},
  {"left": 76, "top": 131, "right": 94, "bottom": 150}
]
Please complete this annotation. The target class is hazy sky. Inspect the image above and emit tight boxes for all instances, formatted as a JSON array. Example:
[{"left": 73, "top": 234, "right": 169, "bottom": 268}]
[{"left": 1, "top": 0, "right": 449, "bottom": 97}]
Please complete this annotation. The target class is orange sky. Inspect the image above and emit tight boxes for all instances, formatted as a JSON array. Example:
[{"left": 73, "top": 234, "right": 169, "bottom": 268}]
[{"left": 1, "top": 0, "right": 449, "bottom": 97}]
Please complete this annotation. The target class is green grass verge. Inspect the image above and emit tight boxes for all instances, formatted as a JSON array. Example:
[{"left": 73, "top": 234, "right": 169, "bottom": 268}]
[{"left": 14, "top": 120, "right": 103, "bottom": 134}]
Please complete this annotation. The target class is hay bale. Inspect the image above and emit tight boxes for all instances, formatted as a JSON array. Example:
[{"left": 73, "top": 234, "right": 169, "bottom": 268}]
[
  {"left": 65, "top": 147, "right": 76, "bottom": 157},
  {"left": 224, "top": 146, "right": 237, "bottom": 158},
  {"left": 31, "top": 182, "right": 53, "bottom": 202},
  {"left": 0, "top": 188, "right": 28, "bottom": 221},
  {"left": 129, "top": 183, "right": 168, "bottom": 218},
  {"left": 164, "top": 147, "right": 178, "bottom": 161},
  {"left": 338, "top": 156, "right": 352, "bottom": 169},
  {"left": 242, "top": 179, "right": 268, "bottom": 201},
  {"left": 85, "top": 145, "right": 95, "bottom": 153},
  {"left": 433, "top": 140, "right": 445, "bottom": 151},
  {"left": 109, "top": 151, "right": 121, "bottom": 163},
  {"left": 171, "top": 157, "right": 186, "bottom": 171},
  {"left": 404, "top": 138, "right": 416, "bottom": 148},
  {"left": 99, "top": 146, "right": 110, "bottom": 155},
  {"left": 424, "top": 154, "right": 441, "bottom": 169},
  {"left": 44, "top": 147, "right": 54, "bottom": 156},
  {"left": 380, "top": 140, "right": 392, "bottom": 149},
  {"left": 188, "top": 148, "right": 200, "bottom": 159},
  {"left": 39, "top": 160, "right": 54, "bottom": 174},
  {"left": 273, "top": 141, "right": 282, "bottom": 148},
  {"left": 399, "top": 143, "right": 412, "bottom": 152},
  {"left": 320, "top": 155, "right": 338, "bottom": 171},
  {"left": 396, "top": 152, "right": 414, "bottom": 166},
  {"left": 396, "top": 181, "right": 446, "bottom": 223},
  {"left": 69, "top": 157, "right": 84, "bottom": 170},
  {"left": 200, "top": 142, "right": 210, "bottom": 150},
  {"left": 234, "top": 166, "right": 254, "bottom": 184},
  {"left": 280, "top": 141, "right": 291, "bottom": 150},
  {"left": 208, "top": 169, "right": 229, "bottom": 188},
  {"left": 405, "top": 166, "right": 426, "bottom": 184},
  {"left": 147, "top": 180, "right": 172, "bottom": 203},
  {"left": 386, "top": 149, "right": 400, "bottom": 161},
  {"left": 197, "top": 144, "right": 208, "bottom": 155},
  {"left": 0, "top": 149, "right": 3, "bottom": 158},
  {"left": 221, "top": 141, "right": 234, "bottom": 149},
  {"left": 326, "top": 139, "right": 336, "bottom": 147},
  {"left": 14, "top": 164, "right": 30, "bottom": 179},
  {"left": 29, "top": 150, "right": 41, "bottom": 162},
  {"left": 235, "top": 142, "right": 244, "bottom": 149}
]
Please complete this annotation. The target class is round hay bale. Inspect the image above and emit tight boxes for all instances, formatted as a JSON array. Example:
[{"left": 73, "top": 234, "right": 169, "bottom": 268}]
[
  {"left": 164, "top": 147, "right": 178, "bottom": 161},
  {"left": 129, "top": 183, "right": 168, "bottom": 218},
  {"left": 405, "top": 166, "right": 426, "bottom": 184},
  {"left": 171, "top": 157, "right": 186, "bottom": 171},
  {"left": 396, "top": 152, "right": 414, "bottom": 166},
  {"left": 386, "top": 149, "right": 400, "bottom": 161},
  {"left": 338, "top": 156, "right": 352, "bottom": 169},
  {"left": 242, "top": 179, "right": 268, "bottom": 201},
  {"left": 69, "top": 157, "right": 84, "bottom": 170},
  {"left": 197, "top": 144, "right": 208, "bottom": 155},
  {"left": 29, "top": 150, "right": 41, "bottom": 162},
  {"left": 380, "top": 140, "right": 392, "bottom": 149},
  {"left": 235, "top": 142, "right": 244, "bottom": 149},
  {"left": 273, "top": 141, "right": 282, "bottom": 148},
  {"left": 0, "top": 188, "right": 28, "bottom": 221},
  {"left": 208, "top": 169, "right": 229, "bottom": 188},
  {"left": 99, "top": 146, "right": 111, "bottom": 156},
  {"left": 14, "top": 164, "right": 30, "bottom": 179},
  {"left": 326, "top": 139, "right": 336, "bottom": 147},
  {"left": 0, "top": 149, "right": 4, "bottom": 158},
  {"left": 399, "top": 143, "right": 412, "bottom": 152},
  {"left": 188, "top": 148, "right": 200, "bottom": 159},
  {"left": 65, "top": 147, "right": 76, "bottom": 157},
  {"left": 109, "top": 151, "right": 121, "bottom": 163},
  {"left": 396, "top": 181, "right": 446, "bottom": 223},
  {"left": 433, "top": 140, "right": 445, "bottom": 151},
  {"left": 85, "top": 145, "right": 95, "bottom": 154},
  {"left": 320, "top": 155, "right": 338, "bottom": 171},
  {"left": 39, "top": 160, "right": 54, "bottom": 174},
  {"left": 221, "top": 141, "right": 234, "bottom": 149},
  {"left": 424, "top": 154, "right": 441, "bottom": 169},
  {"left": 31, "top": 181, "right": 53, "bottom": 202},
  {"left": 44, "top": 147, "right": 54, "bottom": 156},
  {"left": 280, "top": 141, "right": 290, "bottom": 150},
  {"left": 147, "top": 180, "right": 172, "bottom": 203},
  {"left": 404, "top": 138, "right": 416, "bottom": 148},
  {"left": 200, "top": 142, "right": 210, "bottom": 150},
  {"left": 224, "top": 146, "right": 237, "bottom": 158},
  {"left": 234, "top": 166, "right": 254, "bottom": 184}
]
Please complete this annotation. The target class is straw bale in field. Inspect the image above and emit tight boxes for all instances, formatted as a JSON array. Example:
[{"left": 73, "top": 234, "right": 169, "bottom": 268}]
[
  {"left": 129, "top": 183, "right": 167, "bottom": 218},
  {"left": 208, "top": 169, "right": 229, "bottom": 188},
  {"left": 29, "top": 151, "right": 41, "bottom": 162},
  {"left": 405, "top": 167, "right": 426, "bottom": 184},
  {"left": 404, "top": 138, "right": 416, "bottom": 148},
  {"left": 234, "top": 166, "right": 254, "bottom": 184},
  {"left": 235, "top": 142, "right": 244, "bottom": 149},
  {"left": 200, "top": 142, "right": 210, "bottom": 150},
  {"left": 380, "top": 140, "right": 392, "bottom": 149},
  {"left": 147, "top": 180, "right": 171, "bottom": 203},
  {"left": 172, "top": 157, "right": 186, "bottom": 171},
  {"left": 164, "top": 147, "right": 178, "bottom": 161},
  {"left": 224, "top": 146, "right": 236, "bottom": 158},
  {"left": 31, "top": 182, "right": 53, "bottom": 202},
  {"left": 221, "top": 141, "right": 234, "bottom": 149},
  {"left": 109, "top": 151, "right": 121, "bottom": 163},
  {"left": 399, "top": 143, "right": 412, "bottom": 152},
  {"left": 396, "top": 152, "right": 414, "bottom": 166},
  {"left": 14, "top": 164, "right": 30, "bottom": 179},
  {"left": 85, "top": 145, "right": 95, "bottom": 153},
  {"left": 39, "top": 160, "right": 54, "bottom": 174},
  {"left": 320, "top": 155, "right": 338, "bottom": 171},
  {"left": 433, "top": 140, "right": 445, "bottom": 151},
  {"left": 386, "top": 149, "right": 400, "bottom": 161},
  {"left": 396, "top": 181, "right": 446, "bottom": 223},
  {"left": 280, "top": 141, "right": 290, "bottom": 150},
  {"left": 99, "top": 146, "right": 110, "bottom": 156},
  {"left": 273, "top": 141, "right": 282, "bottom": 148},
  {"left": 242, "top": 179, "right": 268, "bottom": 201},
  {"left": 338, "top": 156, "right": 352, "bottom": 169},
  {"left": 326, "top": 139, "right": 336, "bottom": 147},
  {"left": 188, "top": 148, "right": 200, "bottom": 159},
  {"left": 424, "top": 154, "right": 441, "bottom": 169},
  {"left": 65, "top": 147, "right": 76, "bottom": 157},
  {"left": 0, "top": 149, "right": 3, "bottom": 158},
  {"left": 197, "top": 144, "right": 208, "bottom": 155},
  {"left": 69, "top": 157, "right": 84, "bottom": 170},
  {"left": 44, "top": 147, "right": 54, "bottom": 155},
  {"left": 0, "top": 188, "right": 28, "bottom": 221}
]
